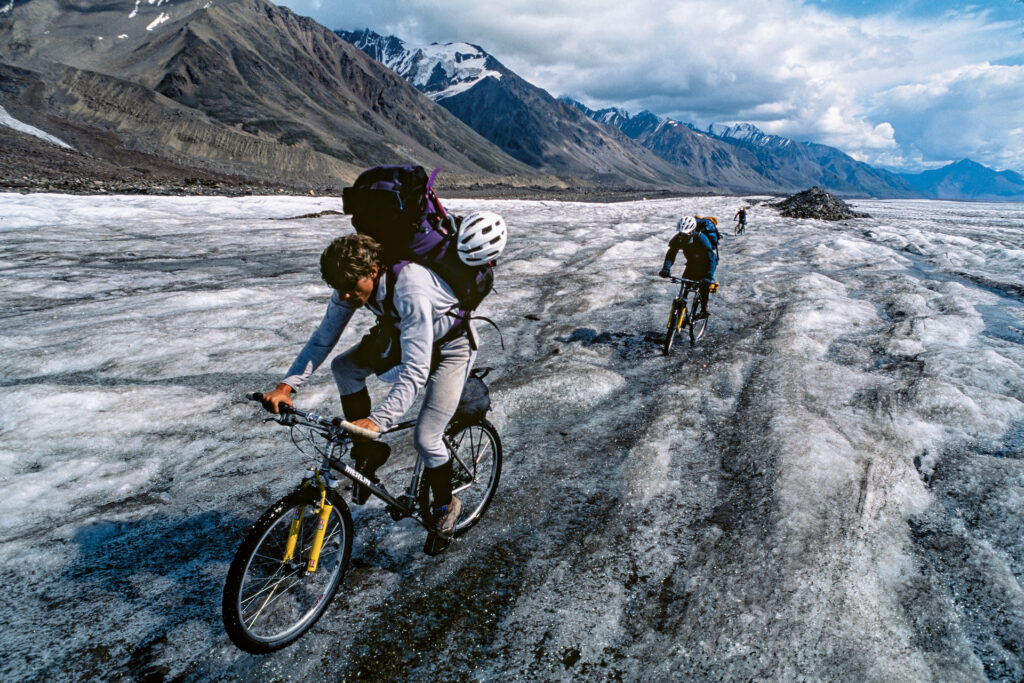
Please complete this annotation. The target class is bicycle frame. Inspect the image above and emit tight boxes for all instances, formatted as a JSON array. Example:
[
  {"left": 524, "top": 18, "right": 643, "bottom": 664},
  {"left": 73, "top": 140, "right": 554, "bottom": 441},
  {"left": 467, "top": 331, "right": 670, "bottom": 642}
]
[
  {"left": 253, "top": 399, "right": 478, "bottom": 539},
  {"left": 669, "top": 277, "right": 700, "bottom": 307},
  {"left": 328, "top": 419, "right": 480, "bottom": 525}
]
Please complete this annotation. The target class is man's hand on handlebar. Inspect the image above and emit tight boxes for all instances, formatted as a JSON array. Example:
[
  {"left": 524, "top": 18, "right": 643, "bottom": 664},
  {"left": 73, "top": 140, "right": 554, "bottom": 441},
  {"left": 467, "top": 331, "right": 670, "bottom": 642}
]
[
  {"left": 351, "top": 418, "right": 380, "bottom": 434},
  {"left": 260, "top": 383, "right": 294, "bottom": 414}
]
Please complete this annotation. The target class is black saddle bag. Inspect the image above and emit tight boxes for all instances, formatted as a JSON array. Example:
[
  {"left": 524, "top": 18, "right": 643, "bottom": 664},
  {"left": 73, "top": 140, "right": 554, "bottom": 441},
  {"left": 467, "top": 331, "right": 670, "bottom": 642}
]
[{"left": 454, "top": 367, "right": 491, "bottom": 421}]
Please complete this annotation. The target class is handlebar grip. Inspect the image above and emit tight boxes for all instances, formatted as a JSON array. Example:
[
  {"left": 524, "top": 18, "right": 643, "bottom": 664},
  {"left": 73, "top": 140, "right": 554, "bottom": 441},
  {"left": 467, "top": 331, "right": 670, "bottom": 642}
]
[
  {"left": 336, "top": 419, "right": 381, "bottom": 440},
  {"left": 246, "top": 392, "right": 294, "bottom": 415}
]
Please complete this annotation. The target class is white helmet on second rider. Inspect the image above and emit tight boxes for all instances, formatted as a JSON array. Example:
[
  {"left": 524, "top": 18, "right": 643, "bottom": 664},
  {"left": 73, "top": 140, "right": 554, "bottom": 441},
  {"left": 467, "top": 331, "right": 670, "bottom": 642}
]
[
  {"left": 676, "top": 216, "right": 697, "bottom": 235},
  {"left": 457, "top": 211, "right": 507, "bottom": 266}
]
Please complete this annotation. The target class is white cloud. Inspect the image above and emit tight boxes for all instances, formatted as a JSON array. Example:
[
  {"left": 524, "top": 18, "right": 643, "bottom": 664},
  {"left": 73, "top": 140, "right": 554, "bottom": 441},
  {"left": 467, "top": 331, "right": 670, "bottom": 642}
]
[
  {"left": 281, "top": 0, "right": 1024, "bottom": 172},
  {"left": 873, "top": 63, "right": 1024, "bottom": 172}
]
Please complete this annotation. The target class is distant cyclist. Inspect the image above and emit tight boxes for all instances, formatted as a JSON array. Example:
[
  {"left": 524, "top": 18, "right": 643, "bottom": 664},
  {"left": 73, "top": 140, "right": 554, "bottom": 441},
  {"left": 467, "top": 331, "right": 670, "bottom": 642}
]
[
  {"left": 734, "top": 207, "right": 748, "bottom": 234},
  {"left": 658, "top": 216, "right": 718, "bottom": 318}
]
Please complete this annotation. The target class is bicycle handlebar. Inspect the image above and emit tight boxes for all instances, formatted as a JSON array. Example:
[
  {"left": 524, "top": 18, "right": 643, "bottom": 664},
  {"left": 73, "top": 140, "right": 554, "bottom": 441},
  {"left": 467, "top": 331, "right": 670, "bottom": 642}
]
[{"left": 246, "top": 393, "right": 381, "bottom": 440}]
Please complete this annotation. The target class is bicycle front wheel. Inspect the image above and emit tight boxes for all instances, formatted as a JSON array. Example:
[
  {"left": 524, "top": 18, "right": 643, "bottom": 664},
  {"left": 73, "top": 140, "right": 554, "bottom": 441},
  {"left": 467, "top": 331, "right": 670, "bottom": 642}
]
[
  {"left": 663, "top": 301, "right": 684, "bottom": 355},
  {"left": 686, "top": 289, "right": 708, "bottom": 345},
  {"left": 446, "top": 419, "right": 502, "bottom": 536},
  {"left": 222, "top": 487, "right": 353, "bottom": 653}
]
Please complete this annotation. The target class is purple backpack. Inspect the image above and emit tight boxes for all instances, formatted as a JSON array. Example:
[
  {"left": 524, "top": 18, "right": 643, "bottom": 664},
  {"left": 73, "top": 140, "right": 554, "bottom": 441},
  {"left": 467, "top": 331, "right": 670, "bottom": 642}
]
[{"left": 342, "top": 165, "right": 494, "bottom": 310}]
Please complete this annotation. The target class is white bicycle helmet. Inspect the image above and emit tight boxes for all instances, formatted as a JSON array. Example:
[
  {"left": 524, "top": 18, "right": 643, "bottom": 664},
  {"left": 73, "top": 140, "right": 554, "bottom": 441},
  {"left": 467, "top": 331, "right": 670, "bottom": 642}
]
[
  {"left": 457, "top": 211, "right": 507, "bottom": 266},
  {"left": 676, "top": 216, "right": 697, "bottom": 234}
]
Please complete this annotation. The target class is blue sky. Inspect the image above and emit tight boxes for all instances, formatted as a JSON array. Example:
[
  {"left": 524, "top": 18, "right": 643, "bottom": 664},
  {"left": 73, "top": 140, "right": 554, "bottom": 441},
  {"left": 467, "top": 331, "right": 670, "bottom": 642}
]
[{"left": 283, "top": 0, "right": 1024, "bottom": 174}]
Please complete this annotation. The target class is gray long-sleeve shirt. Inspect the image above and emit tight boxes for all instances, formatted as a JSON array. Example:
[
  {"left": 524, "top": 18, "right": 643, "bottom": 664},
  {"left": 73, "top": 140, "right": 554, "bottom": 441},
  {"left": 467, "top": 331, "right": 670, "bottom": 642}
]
[{"left": 281, "top": 263, "right": 468, "bottom": 430}]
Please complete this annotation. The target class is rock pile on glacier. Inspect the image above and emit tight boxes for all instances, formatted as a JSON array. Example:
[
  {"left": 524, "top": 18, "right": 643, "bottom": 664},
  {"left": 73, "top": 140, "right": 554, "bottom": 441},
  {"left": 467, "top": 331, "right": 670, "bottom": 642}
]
[{"left": 772, "top": 186, "right": 871, "bottom": 220}]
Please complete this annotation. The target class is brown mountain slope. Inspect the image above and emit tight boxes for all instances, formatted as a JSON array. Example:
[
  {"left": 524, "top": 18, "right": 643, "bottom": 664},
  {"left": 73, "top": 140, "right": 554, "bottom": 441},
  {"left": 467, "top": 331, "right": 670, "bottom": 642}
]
[{"left": 0, "top": 0, "right": 551, "bottom": 190}]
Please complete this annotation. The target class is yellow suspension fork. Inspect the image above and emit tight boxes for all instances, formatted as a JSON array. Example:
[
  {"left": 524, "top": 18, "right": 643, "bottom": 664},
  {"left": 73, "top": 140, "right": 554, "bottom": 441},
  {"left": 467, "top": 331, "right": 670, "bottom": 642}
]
[
  {"left": 282, "top": 473, "right": 319, "bottom": 563},
  {"left": 282, "top": 505, "right": 303, "bottom": 563},
  {"left": 306, "top": 488, "right": 333, "bottom": 573},
  {"left": 667, "top": 301, "right": 686, "bottom": 330}
]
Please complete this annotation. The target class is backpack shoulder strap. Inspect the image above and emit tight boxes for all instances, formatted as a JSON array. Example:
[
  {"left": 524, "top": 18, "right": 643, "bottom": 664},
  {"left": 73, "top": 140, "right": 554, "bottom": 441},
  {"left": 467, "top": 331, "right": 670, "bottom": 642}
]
[
  {"left": 426, "top": 167, "right": 441, "bottom": 190},
  {"left": 380, "top": 261, "right": 409, "bottom": 321}
]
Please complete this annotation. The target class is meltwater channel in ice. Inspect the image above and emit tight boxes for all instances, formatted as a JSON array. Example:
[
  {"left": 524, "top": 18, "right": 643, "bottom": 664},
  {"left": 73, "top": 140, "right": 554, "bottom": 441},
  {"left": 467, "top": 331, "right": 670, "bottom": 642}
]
[{"left": 0, "top": 192, "right": 1021, "bottom": 680}]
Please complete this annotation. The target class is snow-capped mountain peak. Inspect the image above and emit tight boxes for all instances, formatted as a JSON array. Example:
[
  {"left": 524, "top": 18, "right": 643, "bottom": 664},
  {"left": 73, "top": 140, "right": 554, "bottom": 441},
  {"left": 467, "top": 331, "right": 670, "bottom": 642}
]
[
  {"left": 593, "top": 107, "right": 631, "bottom": 127},
  {"left": 709, "top": 122, "right": 791, "bottom": 147},
  {"left": 339, "top": 29, "right": 501, "bottom": 101},
  {"left": 405, "top": 42, "right": 502, "bottom": 99}
]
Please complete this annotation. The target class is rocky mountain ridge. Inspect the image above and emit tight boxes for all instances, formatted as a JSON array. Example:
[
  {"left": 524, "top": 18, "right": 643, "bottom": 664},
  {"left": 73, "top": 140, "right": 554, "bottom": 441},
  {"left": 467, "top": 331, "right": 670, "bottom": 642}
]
[
  {"left": 568, "top": 101, "right": 920, "bottom": 198},
  {"left": 565, "top": 99, "right": 776, "bottom": 194}
]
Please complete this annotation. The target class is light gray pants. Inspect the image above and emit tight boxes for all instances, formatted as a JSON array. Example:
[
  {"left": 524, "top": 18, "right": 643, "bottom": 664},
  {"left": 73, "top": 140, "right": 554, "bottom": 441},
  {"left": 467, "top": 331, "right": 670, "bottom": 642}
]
[{"left": 331, "top": 335, "right": 475, "bottom": 468}]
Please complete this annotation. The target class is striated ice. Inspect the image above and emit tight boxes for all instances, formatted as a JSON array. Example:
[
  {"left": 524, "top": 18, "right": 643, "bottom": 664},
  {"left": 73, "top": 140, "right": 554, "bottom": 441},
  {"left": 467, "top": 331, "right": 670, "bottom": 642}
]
[{"left": 0, "top": 192, "right": 1021, "bottom": 680}]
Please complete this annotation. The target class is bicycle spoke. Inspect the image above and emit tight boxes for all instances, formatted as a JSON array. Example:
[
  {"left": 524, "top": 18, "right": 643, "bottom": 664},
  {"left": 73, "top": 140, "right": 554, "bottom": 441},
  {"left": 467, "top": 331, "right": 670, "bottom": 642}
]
[
  {"left": 244, "top": 573, "right": 308, "bottom": 629},
  {"left": 253, "top": 551, "right": 290, "bottom": 563},
  {"left": 240, "top": 566, "right": 305, "bottom": 611},
  {"left": 450, "top": 448, "right": 474, "bottom": 481},
  {"left": 241, "top": 561, "right": 303, "bottom": 599},
  {"left": 241, "top": 565, "right": 299, "bottom": 581}
]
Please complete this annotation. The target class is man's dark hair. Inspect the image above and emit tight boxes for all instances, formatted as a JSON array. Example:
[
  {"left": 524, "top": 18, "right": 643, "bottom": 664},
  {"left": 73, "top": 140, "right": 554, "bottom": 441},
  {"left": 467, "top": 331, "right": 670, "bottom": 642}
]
[{"left": 319, "top": 234, "right": 384, "bottom": 291}]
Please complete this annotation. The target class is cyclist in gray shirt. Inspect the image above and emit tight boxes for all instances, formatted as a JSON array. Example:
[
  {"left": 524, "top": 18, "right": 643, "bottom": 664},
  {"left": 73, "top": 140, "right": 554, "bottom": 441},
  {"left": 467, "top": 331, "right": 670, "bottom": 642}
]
[{"left": 260, "top": 234, "right": 475, "bottom": 548}]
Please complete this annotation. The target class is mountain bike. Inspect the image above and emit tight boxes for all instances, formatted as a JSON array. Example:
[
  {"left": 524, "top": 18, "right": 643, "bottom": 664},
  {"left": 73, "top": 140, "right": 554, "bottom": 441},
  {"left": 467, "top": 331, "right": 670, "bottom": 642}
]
[
  {"left": 221, "top": 394, "right": 502, "bottom": 654},
  {"left": 662, "top": 277, "right": 716, "bottom": 354}
]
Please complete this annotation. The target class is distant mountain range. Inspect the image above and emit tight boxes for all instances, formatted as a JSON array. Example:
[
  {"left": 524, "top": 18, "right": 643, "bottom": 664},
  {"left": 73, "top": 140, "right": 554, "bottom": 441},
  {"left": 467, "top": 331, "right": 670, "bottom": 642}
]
[
  {"left": 340, "top": 29, "right": 922, "bottom": 198},
  {"left": 564, "top": 102, "right": 921, "bottom": 198},
  {"left": 336, "top": 29, "right": 704, "bottom": 190},
  {"left": 898, "top": 159, "right": 1024, "bottom": 201},
  {"left": 1, "top": 2, "right": 1021, "bottom": 199}
]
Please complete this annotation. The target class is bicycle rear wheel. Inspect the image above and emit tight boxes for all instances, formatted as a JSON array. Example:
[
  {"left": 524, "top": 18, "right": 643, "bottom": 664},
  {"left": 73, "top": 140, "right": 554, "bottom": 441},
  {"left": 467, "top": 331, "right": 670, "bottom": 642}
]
[
  {"left": 663, "top": 301, "right": 683, "bottom": 355},
  {"left": 686, "top": 289, "right": 708, "bottom": 345},
  {"left": 222, "top": 487, "right": 353, "bottom": 653},
  {"left": 446, "top": 419, "right": 502, "bottom": 536}
]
